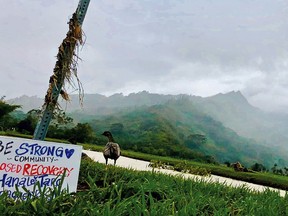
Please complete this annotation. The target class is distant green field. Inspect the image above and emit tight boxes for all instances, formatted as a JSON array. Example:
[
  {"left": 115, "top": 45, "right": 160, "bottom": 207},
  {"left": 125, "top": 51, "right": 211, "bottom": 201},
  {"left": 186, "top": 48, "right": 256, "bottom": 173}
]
[{"left": 81, "top": 143, "right": 288, "bottom": 191}]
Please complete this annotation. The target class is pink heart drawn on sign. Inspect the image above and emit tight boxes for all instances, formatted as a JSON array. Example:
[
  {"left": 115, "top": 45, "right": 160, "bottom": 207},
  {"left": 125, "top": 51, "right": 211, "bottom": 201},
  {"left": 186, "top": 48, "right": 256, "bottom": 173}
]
[{"left": 65, "top": 149, "right": 75, "bottom": 159}]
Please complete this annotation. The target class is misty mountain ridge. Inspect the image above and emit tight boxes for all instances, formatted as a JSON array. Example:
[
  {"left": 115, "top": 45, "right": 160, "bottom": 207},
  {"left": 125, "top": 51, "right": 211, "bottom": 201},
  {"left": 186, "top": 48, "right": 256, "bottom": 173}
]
[
  {"left": 8, "top": 90, "right": 252, "bottom": 113},
  {"left": 8, "top": 91, "right": 288, "bottom": 155},
  {"left": 82, "top": 96, "right": 287, "bottom": 167}
]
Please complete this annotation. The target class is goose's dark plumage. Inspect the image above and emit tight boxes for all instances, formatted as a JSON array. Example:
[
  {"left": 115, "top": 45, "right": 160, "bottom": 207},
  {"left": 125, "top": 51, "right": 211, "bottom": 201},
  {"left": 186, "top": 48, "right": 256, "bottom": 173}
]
[{"left": 102, "top": 131, "right": 121, "bottom": 165}]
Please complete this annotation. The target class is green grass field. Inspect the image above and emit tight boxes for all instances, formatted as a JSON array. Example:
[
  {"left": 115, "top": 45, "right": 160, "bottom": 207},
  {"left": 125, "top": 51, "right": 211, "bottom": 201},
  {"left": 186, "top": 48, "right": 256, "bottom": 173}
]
[{"left": 1, "top": 158, "right": 287, "bottom": 215}]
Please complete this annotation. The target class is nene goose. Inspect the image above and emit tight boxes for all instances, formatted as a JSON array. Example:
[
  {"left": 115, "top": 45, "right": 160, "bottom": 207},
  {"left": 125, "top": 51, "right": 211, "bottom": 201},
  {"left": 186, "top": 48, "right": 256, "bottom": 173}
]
[{"left": 102, "top": 131, "right": 121, "bottom": 165}]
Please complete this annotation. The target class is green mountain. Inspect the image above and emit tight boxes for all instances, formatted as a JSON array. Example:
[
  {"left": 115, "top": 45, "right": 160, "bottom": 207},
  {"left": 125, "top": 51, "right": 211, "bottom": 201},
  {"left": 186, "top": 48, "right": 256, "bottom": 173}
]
[
  {"left": 193, "top": 91, "right": 288, "bottom": 150},
  {"left": 8, "top": 91, "right": 288, "bottom": 167},
  {"left": 84, "top": 98, "right": 285, "bottom": 167}
]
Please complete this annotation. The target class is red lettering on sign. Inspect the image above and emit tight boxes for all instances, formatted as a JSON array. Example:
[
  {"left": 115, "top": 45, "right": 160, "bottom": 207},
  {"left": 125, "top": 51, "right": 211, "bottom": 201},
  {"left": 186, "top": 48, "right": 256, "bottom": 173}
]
[
  {"left": 23, "top": 163, "right": 31, "bottom": 175},
  {"left": 21, "top": 163, "right": 73, "bottom": 176},
  {"left": 0, "top": 162, "right": 23, "bottom": 174}
]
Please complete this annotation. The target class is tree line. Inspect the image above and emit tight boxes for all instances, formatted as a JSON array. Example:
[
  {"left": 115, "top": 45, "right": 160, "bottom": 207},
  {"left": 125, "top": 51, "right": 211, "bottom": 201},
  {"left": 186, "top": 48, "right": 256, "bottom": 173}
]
[{"left": 0, "top": 98, "right": 95, "bottom": 144}]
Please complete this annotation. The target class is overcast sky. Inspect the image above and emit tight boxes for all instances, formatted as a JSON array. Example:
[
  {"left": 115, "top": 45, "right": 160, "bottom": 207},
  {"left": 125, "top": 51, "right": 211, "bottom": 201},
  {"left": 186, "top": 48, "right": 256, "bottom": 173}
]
[{"left": 1, "top": 0, "right": 288, "bottom": 113}]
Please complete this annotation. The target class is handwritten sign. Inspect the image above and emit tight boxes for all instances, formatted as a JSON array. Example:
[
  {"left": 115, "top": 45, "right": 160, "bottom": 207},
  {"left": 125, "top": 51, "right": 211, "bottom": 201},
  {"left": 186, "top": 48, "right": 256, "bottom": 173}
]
[{"left": 0, "top": 136, "right": 82, "bottom": 200}]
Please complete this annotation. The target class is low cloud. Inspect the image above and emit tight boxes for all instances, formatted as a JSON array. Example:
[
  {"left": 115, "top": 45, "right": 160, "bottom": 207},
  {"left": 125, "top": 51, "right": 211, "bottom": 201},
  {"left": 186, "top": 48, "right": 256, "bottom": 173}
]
[{"left": 1, "top": 0, "right": 288, "bottom": 113}]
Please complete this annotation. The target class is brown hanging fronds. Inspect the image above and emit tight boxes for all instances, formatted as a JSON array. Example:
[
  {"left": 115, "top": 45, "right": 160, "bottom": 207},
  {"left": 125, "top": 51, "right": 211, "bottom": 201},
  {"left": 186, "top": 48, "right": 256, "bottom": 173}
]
[
  {"left": 60, "top": 89, "right": 70, "bottom": 101},
  {"left": 44, "top": 12, "right": 85, "bottom": 109}
]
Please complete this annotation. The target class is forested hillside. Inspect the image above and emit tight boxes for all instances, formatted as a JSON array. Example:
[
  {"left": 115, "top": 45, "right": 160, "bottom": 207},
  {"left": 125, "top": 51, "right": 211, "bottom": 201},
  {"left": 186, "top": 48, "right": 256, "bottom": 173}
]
[
  {"left": 83, "top": 98, "right": 286, "bottom": 167},
  {"left": 9, "top": 91, "right": 288, "bottom": 152},
  {"left": 7, "top": 91, "right": 288, "bottom": 168},
  {"left": 194, "top": 91, "right": 288, "bottom": 151}
]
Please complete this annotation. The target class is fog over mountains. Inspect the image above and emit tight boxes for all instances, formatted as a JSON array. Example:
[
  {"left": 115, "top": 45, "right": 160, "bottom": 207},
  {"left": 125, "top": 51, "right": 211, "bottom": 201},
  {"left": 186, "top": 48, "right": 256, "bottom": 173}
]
[
  {"left": 8, "top": 91, "right": 288, "bottom": 153},
  {"left": 1, "top": 1, "right": 288, "bottom": 113}
]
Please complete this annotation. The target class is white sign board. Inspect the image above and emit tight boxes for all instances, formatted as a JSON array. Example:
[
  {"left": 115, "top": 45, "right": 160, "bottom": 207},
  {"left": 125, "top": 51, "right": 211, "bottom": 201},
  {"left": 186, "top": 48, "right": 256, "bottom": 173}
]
[{"left": 0, "top": 136, "right": 82, "bottom": 199}]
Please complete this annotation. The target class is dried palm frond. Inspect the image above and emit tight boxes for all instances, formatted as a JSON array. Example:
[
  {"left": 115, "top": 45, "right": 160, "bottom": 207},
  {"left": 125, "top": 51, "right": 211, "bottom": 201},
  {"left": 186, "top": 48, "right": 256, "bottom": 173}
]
[
  {"left": 44, "top": 12, "right": 85, "bottom": 109},
  {"left": 60, "top": 90, "right": 70, "bottom": 101}
]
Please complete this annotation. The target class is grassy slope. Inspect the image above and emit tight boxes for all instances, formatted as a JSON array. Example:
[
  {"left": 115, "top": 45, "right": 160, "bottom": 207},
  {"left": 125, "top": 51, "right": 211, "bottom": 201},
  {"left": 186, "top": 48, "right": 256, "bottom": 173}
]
[{"left": 1, "top": 158, "right": 287, "bottom": 215}]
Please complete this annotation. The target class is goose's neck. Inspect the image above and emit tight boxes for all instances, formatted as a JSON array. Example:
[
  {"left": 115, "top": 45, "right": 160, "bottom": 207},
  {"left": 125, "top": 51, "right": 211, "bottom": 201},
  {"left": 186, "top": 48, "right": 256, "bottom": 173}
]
[{"left": 107, "top": 135, "right": 115, "bottom": 142}]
